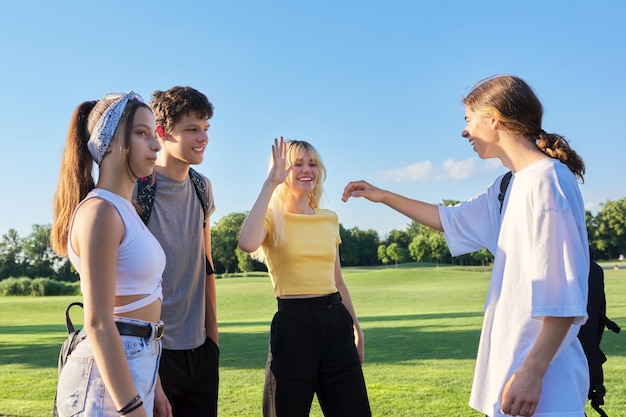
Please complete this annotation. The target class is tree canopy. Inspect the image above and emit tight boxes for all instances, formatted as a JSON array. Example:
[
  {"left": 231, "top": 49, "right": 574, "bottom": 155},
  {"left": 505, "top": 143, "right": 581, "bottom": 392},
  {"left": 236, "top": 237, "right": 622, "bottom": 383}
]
[{"left": 2, "top": 197, "right": 625, "bottom": 280}]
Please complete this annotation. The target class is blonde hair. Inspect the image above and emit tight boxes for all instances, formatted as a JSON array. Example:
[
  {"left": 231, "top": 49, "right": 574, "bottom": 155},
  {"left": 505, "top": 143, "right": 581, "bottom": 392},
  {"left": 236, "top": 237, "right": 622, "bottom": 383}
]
[{"left": 253, "top": 140, "right": 327, "bottom": 262}]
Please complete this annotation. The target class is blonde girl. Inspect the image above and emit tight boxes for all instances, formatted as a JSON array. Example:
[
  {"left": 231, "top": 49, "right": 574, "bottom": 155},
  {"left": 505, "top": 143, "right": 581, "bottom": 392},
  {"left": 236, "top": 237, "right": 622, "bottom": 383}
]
[{"left": 239, "top": 138, "right": 371, "bottom": 417}]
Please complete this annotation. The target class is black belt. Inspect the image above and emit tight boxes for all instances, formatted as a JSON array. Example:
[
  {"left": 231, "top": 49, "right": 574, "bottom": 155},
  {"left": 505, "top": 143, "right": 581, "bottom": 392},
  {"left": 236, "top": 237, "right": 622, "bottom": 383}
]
[
  {"left": 116, "top": 321, "right": 164, "bottom": 340},
  {"left": 277, "top": 292, "right": 342, "bottom": 310}
]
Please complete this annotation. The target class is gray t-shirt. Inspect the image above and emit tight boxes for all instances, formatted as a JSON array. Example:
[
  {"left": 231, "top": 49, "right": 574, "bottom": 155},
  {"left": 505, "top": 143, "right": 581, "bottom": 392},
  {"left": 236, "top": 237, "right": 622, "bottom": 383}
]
[{"left": 136, "top": 170, "right": 216, "bottom": 350}]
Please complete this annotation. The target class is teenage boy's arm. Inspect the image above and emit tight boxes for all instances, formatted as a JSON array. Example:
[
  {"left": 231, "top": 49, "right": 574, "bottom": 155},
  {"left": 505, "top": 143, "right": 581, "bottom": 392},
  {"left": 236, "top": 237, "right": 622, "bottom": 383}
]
[{"left": 204, "top": 220, "right": 218, "bottom": 345}]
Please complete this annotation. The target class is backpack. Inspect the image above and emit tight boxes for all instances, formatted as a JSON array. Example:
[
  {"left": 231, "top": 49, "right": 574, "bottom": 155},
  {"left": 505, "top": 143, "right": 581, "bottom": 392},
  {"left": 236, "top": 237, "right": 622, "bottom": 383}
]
[
  {"left": 579, "top": 261, "right": 621, "bottom": 417},
  {"left": 499, "top": 171, "right": 621, "bottom": 417},
  {"left": 53, "top": 302, "right": 87, "bottom": 417},
  {"left": 136, "top": 167, "right": 210, "bottom": 227},
  {"left": 136, "top": 167, "right": 214, "bottom": 275}
]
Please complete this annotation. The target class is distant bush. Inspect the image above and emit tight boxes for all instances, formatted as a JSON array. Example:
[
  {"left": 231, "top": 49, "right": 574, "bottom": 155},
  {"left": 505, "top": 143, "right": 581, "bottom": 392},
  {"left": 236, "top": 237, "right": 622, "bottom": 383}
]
[
  {"left": 0, "top": 277, "right": 31, "bottom": 295},
  {"left": 0, "top": 277, "right": 80, "bottom": 296},
  {"left": 31, "top": 278, "right": 80, "bottom": 296}
]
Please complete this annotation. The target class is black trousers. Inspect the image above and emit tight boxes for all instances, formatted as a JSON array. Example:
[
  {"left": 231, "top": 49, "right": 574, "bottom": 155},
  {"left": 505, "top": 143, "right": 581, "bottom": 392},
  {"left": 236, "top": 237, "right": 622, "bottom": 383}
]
[
  {"left": 264, "top": 294, "right": 371, "bottom": 417},
  {"left": 159, "top": 337, "right": 220, "bottom": 417}
]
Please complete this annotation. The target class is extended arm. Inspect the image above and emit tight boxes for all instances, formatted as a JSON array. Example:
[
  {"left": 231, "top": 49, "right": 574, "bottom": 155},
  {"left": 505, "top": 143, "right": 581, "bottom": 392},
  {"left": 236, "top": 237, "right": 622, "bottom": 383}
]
[{"left": 342, "top": 180, "right": 443, "bottom": 231}]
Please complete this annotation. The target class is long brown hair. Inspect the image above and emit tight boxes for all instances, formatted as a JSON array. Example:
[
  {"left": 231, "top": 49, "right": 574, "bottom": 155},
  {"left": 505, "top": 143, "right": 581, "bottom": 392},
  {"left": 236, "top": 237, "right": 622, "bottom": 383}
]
[
  {"left": 50, "top": 97, "right": 148, "bottom": 256},
  {"left": 463, "top": 75, "right": 585, "bottom": 181}
]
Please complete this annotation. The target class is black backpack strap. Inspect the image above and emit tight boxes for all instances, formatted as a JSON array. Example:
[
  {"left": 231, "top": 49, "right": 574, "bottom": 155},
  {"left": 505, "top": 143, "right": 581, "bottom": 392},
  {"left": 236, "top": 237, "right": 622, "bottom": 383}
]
[
  {"left": 58, "top": 302, "right": 87, "bottom": 372},
  {"left": 603, "top": 315, "right": 621, "bottom": 334},
  {"left": 581, "top": 262, "right": 609, "bottom": 416},
  {"left": 137, "top": 170, "right": 207, "bottom": 227},
  {"left": 498, "top": 171, "right": 513, "bottom": 214},
  {"left": 188, "top": 168, "right": 215, "bottom": 275},
  {"left": 591, "top": 400, "right": 610, "bottom": 417},
  {"left": 136, "top": 175, "right": 156, "bottom": 225},
  {"left": 54, "top": 302, "right": 86, "bottom": 416},
  {"left": 135, "top": 168, "right": 213, "bottom": 274},
  {"left": 188, "top": 168, "right": 210, "bottom": 228},
  {"left": 64, "top": 301, "right": 83, "bottom": 334}
]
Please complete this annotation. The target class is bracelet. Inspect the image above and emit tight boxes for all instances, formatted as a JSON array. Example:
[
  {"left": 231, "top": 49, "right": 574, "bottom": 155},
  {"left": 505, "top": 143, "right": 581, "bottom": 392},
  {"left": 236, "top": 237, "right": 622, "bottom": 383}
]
[
  {"left": 118, "top": 394, "right": 141, "bottom": 415},
  {"left": 121, "top": 400, "right": 143, "bottom": 415}
]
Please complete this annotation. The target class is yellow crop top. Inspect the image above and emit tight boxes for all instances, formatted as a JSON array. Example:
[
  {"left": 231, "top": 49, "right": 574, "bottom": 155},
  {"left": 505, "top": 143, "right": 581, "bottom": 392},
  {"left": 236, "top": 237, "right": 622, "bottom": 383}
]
[{"left": 262, "top": 208, "right": 341, "bottom": 297}]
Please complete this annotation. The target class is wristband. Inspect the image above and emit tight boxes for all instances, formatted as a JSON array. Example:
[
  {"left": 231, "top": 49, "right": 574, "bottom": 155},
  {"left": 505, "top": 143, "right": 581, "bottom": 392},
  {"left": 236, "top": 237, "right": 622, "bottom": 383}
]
[
  {"left": 120, "top": 400, "right": 143, "bottom": 415},
  {"left": 118, "top": 394, "right": 141, "bottom": 415}
]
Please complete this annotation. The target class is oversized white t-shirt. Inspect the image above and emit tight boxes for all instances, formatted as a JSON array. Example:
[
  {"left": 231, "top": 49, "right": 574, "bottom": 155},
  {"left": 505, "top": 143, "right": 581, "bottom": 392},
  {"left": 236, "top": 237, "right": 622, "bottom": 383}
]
[{"left": 439, "top": 158, "right": 589, "bottom": 417}]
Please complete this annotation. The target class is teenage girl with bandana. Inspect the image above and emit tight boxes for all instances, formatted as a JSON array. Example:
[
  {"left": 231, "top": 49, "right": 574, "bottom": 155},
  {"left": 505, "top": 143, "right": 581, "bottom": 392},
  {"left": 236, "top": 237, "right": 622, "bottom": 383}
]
[{"left": 51, "top": 92, "right": 165, "bottom": 417}]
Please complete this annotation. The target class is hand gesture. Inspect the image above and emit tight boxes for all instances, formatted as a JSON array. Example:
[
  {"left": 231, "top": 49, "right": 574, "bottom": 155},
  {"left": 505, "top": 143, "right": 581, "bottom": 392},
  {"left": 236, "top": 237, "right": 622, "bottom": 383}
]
[
  {"left": 342, "top": 180, "right": 386, "bottom": 203},
  {"left": 267, "top": 136, "right": 293, "bottom": 187}
]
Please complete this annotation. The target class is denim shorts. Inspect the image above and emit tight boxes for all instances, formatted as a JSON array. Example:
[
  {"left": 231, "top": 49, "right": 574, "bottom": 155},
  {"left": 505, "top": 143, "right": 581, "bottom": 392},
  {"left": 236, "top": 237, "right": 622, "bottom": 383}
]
[{"left": 55, "top": 317, "right": 162, "bottom": 417}]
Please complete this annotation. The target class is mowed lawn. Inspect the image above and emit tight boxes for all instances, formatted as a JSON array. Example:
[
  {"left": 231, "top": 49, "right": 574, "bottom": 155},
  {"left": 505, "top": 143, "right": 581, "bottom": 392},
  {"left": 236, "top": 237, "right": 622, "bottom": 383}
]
[{"left": 1, "top": 265, "right": 625, "bottom": 416}]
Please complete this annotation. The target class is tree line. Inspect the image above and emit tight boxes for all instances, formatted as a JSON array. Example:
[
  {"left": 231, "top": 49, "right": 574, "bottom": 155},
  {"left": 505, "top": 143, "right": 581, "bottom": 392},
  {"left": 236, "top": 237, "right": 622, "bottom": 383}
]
[{"left": 2, "top": 197, "right": 625, "bottom": 281}]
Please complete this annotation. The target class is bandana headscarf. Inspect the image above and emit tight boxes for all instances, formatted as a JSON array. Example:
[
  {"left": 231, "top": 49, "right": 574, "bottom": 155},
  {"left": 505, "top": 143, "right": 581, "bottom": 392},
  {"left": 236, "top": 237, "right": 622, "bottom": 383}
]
[{"left": 87, "top": 91, "right": 144, "bottom": 164}]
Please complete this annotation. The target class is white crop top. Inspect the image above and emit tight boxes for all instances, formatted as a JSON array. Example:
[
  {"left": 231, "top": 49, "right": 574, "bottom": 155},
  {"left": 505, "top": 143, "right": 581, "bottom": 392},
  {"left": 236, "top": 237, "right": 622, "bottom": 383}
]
[{"left": 67, "top": 189, "right": 166, "bottom": 314}]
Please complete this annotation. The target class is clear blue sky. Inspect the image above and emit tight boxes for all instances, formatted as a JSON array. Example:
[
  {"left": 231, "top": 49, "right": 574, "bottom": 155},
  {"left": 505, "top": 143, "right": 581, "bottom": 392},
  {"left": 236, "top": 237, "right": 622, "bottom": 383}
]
[{"left": 1, "top": 1, "right": 625, "bottom": 239}]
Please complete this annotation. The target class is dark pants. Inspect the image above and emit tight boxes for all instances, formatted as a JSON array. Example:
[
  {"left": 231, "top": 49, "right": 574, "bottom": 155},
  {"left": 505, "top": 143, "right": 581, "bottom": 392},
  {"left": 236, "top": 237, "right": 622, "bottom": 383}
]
[
  {"left": 264, "top": 293, "right": 371, "bottom": 417},
  {"left": 159, "top": 337, "right": 219, "bottom": 417}
]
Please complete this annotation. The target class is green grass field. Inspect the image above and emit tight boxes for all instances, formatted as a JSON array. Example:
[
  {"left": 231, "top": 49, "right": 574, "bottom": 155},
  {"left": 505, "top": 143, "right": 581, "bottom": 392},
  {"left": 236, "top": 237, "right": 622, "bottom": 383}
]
[{"left": 1, "top": 264, "right": 625, "bottom": 416}]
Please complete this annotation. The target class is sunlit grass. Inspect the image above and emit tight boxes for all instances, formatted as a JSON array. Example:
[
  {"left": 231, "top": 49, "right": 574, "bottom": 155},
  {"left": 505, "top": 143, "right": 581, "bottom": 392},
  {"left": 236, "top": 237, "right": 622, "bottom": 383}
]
[{"left": 1, "top": 265, "right": 625, "bottom": 416}]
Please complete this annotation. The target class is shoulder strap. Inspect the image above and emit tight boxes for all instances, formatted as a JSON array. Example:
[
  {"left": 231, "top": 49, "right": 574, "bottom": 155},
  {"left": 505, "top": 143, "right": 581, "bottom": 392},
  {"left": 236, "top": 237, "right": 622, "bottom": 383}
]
[
  {"left": 136, "top": 169, "right": 209, "bottom": 227},
  {"left": 134, "top": 169, "right": 213, "bottom": 276},
  {"left": 579, "top": 262, "right": 621, "bottom": 417},
  {"left": 188, "top": 167, "right": 210, "bottom": 228},
  {"left": 188, "top": 168, "right": 214, "bottom": 274},
  {"left": 64, "top": 301, "right": 83, "bottom": 334},
  {"left": 604, "top": 315, "right": 621, "bottom": 334},
  {"left": 136, "top": 175, "right": 156, "bottom": 225},
  {"left": 55, "top": 301, "right": 87, "bottom": 414},
  {"left": 498, "top": 171, "right": 513, "bottom": 213}
]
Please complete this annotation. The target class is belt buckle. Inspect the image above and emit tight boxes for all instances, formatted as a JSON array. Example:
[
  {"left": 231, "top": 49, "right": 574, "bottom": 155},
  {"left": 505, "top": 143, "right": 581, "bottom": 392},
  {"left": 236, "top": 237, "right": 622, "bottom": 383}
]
[{"left": 154, "top": 323, "right": 164, "bottom": 340}]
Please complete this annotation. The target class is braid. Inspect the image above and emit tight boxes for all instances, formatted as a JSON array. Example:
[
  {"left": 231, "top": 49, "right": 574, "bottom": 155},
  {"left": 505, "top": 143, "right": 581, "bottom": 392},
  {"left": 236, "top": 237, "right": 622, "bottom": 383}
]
[{"left": 537, "top": 131, "right": 585, "bottom": 181}]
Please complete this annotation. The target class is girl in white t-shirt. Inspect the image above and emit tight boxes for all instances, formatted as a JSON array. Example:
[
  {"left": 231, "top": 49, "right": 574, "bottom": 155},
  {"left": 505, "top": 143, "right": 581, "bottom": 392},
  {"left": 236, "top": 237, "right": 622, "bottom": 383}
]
[{"left": 342, "top": 74, "right": 589, "bottom": 417}]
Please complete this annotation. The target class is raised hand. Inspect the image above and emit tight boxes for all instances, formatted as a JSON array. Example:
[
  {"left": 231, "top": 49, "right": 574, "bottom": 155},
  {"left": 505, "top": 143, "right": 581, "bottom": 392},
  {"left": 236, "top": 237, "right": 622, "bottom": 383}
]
[{"left": 268, "top": 136, "right": 293, "bottom": 187}]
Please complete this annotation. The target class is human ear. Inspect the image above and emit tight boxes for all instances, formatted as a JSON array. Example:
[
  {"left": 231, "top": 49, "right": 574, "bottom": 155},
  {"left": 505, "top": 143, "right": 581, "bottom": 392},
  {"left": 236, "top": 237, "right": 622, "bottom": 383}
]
[
  {"left": 156, "top": 125, "right": 166, "bottom": 139},
  {"left": 490, "top": 115, "right": 500, "bottom": 131}
]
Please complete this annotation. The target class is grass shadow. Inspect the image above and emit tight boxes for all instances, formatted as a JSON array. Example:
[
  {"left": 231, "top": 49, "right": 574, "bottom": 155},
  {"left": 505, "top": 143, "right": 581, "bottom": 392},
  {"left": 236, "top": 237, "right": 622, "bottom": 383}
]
[
  {"left": 0, "top": 324, "right": 68, "bottom": 369},
  {"left": 3, "top": 312, "right": 624, "bottom": 373}
]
